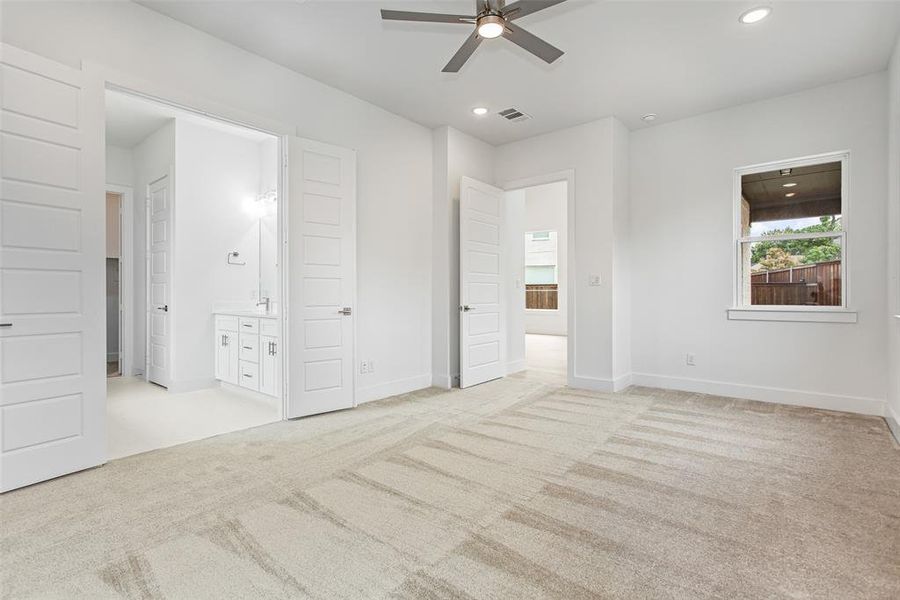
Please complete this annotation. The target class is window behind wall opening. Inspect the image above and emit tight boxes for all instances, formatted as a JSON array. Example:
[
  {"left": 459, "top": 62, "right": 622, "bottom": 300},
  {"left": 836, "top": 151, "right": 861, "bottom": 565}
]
[
  {"left": 738, "top": 157, "right": 845, "bottom": 307},
  {"left": 525, "top": 231, "right": 558, "bottom": 310}
]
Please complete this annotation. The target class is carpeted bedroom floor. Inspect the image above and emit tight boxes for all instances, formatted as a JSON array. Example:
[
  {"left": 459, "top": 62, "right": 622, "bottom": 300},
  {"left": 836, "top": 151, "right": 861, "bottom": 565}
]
[{"left": 1, "top": 372, "right": 898, "bottom": 599}]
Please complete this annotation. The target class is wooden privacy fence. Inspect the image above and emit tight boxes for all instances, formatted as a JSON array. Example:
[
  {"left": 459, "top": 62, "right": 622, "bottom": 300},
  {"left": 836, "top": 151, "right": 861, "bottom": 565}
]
[
  {"left": 526, "top": 284, "right": 558, "bottom": 310},
  {"left": 750, "top": 260, "right": 841, "bottom": 305}
]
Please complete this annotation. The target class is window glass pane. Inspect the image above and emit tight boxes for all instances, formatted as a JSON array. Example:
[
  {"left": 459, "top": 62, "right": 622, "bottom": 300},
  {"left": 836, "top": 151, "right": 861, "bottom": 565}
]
[
  {"left": 742, "top": 237, "right": 842, "bottom": 306},
  {"left": 525, "top": 265, "right": 556, "bottom": 284},
  {"left": 741, "top": 161, "right": 841, "bottom": 236}
]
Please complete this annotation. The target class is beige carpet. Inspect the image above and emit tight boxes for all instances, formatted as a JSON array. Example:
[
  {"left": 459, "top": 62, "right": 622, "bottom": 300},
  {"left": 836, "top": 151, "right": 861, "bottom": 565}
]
[{"left": 1, "top": 373, "right": 898, "bottom": 599}]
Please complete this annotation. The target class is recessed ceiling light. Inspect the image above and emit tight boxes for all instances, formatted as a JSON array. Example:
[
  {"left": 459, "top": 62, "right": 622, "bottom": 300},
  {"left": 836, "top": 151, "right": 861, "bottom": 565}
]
[
  {"left": 739, "top": 6, "right": 771, "bottom": 25},
  {"left": 782, "top": 182, "right": 797, "bottom": 188},
  {"left": 641, "top": 113, "right": 657, "bottom": 122},
  {"left": 472, "top": 107, "right": 488, "bottom": 116},
  {"left": 785, "top": 192, "right": 796, "bottom": 197}
]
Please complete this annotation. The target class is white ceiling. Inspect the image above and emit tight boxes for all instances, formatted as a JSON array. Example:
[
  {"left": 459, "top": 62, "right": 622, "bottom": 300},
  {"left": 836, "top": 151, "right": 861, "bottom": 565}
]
[
  {"left": 106, "top": 88, "right": 274, "bottom": 148},
  {"left": 138, "top": 1, "right": 900, "bottom": 145}
]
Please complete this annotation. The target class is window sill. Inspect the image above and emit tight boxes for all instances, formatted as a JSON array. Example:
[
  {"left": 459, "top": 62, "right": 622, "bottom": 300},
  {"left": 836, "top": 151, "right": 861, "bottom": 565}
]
[{"left": 727, "top": 307, "right": 857, "bottom": 323}]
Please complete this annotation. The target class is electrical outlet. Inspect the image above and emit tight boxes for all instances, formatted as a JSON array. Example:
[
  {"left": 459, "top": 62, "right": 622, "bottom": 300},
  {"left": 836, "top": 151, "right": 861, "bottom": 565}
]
[
  {"left": 686, "top": 353, "right": 696, "bottom": 366},
  {"left": 360, "top": 360, "right": 369, "bottom": 374}
]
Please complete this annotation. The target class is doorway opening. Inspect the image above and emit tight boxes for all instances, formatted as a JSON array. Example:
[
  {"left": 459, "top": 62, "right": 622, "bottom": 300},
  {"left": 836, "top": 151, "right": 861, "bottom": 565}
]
[
  {"left": 506, "top": 178, "right": 570, "bottom": 384},
  {"left": 104, "top": 88, "right": 284, "bottom": 459},
  {"left": 106, "top": 191, "right": 123, "bottom": 378}
]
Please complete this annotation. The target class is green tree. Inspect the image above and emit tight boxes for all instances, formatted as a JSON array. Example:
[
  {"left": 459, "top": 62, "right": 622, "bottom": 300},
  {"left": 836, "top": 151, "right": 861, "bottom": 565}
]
[{"left": 751, "top": 216, "right": 841, "bottom": 266}]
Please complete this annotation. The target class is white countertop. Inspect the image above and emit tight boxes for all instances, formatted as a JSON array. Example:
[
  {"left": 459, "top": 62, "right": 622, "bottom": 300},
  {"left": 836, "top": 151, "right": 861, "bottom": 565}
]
[{"left": 214, "top": 310, "right": 279, "bottom": 320}]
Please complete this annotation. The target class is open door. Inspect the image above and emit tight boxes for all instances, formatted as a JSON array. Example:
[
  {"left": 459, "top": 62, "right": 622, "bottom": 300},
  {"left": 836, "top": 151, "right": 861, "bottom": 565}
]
[
  {"left": 459, "top": 176, "right": 506, "bottom": 388},
  {"left": 147, "top": 174, "right": 171, "bottom": 387},
  {"left": 0, "top": 45, "right": 106, "bottom": 491},
  {"left": 286, "top": 137, "right": 357, "bottom": 418}
]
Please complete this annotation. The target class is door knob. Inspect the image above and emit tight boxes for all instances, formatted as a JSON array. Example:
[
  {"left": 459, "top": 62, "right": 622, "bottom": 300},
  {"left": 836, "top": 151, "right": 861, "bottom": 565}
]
[
  {"left": 156, "top": 305, "right": 168, "bottom": 312},
  {"left": 338, "top": 307, "right": 352, "bottom": 316},
  {"left": 460, "top": 305, "right": 474, "bottom": 312}
]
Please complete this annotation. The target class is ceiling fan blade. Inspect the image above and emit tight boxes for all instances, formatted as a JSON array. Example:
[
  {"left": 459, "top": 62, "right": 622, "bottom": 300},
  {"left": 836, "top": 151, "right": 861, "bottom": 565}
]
[
  {"left": 502, "top": 22, "right": 564, "bottom": 64},
  {"left": 502, "top": 0, "right": 567, "bottom": 21},
  {"left": 380, "top": 10, "right": 474, "bottom": 24},
  {"left": 442, "top": 30, "right": 483, "bottom": 73}
]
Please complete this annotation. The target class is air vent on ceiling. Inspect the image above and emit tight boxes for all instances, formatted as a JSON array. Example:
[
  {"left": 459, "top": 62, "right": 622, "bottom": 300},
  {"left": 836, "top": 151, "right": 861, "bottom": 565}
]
[{"left": 498, "top": 107, "right": 532, "bottom": 123}]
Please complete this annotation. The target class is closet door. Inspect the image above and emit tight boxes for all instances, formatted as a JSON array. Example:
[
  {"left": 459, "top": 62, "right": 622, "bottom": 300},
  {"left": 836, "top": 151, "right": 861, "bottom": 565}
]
[
  {"left": 0, "top": 45, "right": 106, "bottom": 491},
  {"left": 286, "top": 137, "right": 356, "bottom": 418}
]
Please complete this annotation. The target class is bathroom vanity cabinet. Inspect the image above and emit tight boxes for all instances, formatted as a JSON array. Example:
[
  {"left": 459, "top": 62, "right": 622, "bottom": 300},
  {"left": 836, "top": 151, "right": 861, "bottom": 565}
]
[{"left": 214, "top": 313, "right": 280, "bottom": 397}]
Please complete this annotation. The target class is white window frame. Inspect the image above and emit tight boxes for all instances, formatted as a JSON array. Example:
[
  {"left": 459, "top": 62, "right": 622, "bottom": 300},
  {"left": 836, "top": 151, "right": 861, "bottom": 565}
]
[{"left": 728, "top": 151, "right": 857, "bottom": 323}]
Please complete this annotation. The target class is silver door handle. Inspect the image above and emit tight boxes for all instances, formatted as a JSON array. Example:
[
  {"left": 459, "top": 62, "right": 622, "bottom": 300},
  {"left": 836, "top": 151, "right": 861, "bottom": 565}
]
[
  {"left": 460, "top": 305, "right": 474, "bottom": 312},
  {"left": 223, "top": 334, "right": 229, "bottom": 346},
  {"left": 156, "top": 305, "right": 168, "bottom": 312},
  {"left": 0, "top": 323, "right": 11, "bottom": 328},
  {"left": 338, "top": 307, "right": 352, "bottom": 316}
]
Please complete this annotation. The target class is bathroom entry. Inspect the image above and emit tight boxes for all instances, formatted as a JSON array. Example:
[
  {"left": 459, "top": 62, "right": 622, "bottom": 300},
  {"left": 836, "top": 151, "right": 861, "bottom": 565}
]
[
  {"left": 104, "top": 88, "right": 284, "bottom": 459},
  {"left": 106, "top": 191, "right": 123, "bottom": 377}
]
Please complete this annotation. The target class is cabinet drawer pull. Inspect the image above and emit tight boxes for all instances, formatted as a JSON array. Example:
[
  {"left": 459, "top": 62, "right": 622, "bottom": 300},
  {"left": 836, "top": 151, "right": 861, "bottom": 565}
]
[
  {"left": 243, "top": 346, "right": 253, "bottom": 350},
  {"left": 243, "top": 373, "right": 253, "bottom": 378},
  {"left": 242, "top": 324, "right": 253, "bottom": 328}
]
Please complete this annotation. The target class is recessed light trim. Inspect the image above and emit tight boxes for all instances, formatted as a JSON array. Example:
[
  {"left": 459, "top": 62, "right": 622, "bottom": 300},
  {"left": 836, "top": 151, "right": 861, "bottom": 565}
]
[
  {"left": 641, "top": 113, "right": 657, "bottom": 122},
  {"left": 739, "top": 6, "right": 771, "bottom": 25},
  {"left": 472, "top": 107, "right": 488, "bottom": 116},
  {"left": 782, "top": 182, "right": 797, "bottom": 188}
]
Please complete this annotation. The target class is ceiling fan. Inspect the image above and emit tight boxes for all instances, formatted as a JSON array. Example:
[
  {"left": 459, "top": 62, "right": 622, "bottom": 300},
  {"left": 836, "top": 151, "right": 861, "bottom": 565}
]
[{"left": 381, "top": 0, "right": 567, "bottom": 72}]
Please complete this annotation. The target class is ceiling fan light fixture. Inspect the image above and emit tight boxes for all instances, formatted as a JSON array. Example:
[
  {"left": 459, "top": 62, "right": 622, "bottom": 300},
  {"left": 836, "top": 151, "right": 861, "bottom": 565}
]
[{"left": 477, "top": 15, "right": 505, "bottom": 39}]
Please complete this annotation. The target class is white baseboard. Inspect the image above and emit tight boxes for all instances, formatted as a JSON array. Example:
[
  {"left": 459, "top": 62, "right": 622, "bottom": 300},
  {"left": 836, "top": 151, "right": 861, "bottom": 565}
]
[
  {"left": 505, "top": 359, "right": 526, "bottom": 376},
  {"left": 431, "top": 373, "right": 452, "bottom": 389},
  {"left": 886, "top": 404, "right": 900, "bottom": 445},
  {"left": 631, "top": 372, "right": 885, "bottom": 417},
  {"left": 613, "top": 372, "right": 633, "bottom": 392},
  {"left": 357, "top": 373, "right": 432, "bottom": 405},
  {"left": 570, "top": 375, "right": 615, "bottom": 392}
]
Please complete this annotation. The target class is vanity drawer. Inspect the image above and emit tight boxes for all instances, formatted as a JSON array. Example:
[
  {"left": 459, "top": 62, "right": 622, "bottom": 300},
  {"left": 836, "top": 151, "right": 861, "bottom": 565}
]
[
  {"left": 216, "top": 315, "right": 239, "bottom": 332},
  {"left": 239, "top": 318, "right": 259, "bottom": 334},
  {"left": 260, "top": 319, "right": 279, "bottom": 337},
  {"left": 239, "top": 361, "right": 259, "bottom": 391},
  {"left": 239, "top": 333, "right": 259, "bottom": 363}
]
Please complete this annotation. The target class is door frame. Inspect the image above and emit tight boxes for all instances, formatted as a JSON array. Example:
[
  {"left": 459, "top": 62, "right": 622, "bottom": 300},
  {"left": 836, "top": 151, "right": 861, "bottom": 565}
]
[
  {"left": 87, "top": 61, "right": 293, "bottom": 421},
  {"left": 501, "top": 169, "right": 576, "bottom": 387},
  {"left": 106, "top": 184, "right": 134, "bottom": 377}
]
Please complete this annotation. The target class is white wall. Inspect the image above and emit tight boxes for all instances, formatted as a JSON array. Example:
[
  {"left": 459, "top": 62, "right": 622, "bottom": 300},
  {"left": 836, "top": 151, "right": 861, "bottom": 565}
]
[
  {"left": 171, "top": 119, "right": 265, "bottom": 391},
  {"left": 523, "top": 182, "right": 568, "bottom": 335},
  {"left": 131, "top": 120, "right": 176, "bottom": 375},
  {"left": 432, "top": 126, "right": 496, "bottom": 387},
  {"left": 495, "top": 118, "right": 630, "bottom": 390},
  {"left": 887, "top": 36, "right": 900, "bottom": 434},
  {"left": 106, "top": 144, "right": 134, "bottom": 187},
  {"left": 630, "top": 73, "right": 889, "bottom": 415},
  {"left": 611, "top": 119, "right": 631, "bottom": 381},
  {"left": 3, "top": 0, "right": 433, "bottom": 402}
]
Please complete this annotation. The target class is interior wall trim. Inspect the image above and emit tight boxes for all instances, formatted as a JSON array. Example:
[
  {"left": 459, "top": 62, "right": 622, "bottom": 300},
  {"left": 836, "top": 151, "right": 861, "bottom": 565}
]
[
  {"left": 631, "top": 372, "right": 885, "bottom": 417},
  {"left": 357, "top": 373, "right": 432, "bottom": 405}
]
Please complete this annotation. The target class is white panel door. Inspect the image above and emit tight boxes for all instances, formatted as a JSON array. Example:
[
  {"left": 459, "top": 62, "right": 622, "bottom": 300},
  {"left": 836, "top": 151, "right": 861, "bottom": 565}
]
[
  {"left": 147, "top": 175, "right": 170, "bottom": 387},
  {"left": 287, "top": 137, "right": 356, "bottom": 418},
  {"left": 459, "top": 176, "right": 506, "bottom": 388},
  {"left": 0, "top": 44, "right": 105, "bottom": 491}
]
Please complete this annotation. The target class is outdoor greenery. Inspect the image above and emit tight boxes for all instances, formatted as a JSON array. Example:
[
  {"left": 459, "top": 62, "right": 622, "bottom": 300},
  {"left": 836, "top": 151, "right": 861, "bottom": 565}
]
[{"left": 751, "top": 216, "right": 841, "bottom": 269}]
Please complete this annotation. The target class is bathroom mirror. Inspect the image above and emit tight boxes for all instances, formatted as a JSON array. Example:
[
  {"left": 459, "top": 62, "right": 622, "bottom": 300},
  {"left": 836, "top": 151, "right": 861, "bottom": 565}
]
[{"left": 258, "top": 197, "right": 278, "bottom": 306}]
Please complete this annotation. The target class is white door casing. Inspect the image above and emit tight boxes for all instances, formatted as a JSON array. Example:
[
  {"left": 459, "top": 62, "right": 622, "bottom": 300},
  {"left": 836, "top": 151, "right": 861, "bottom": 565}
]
[
  {"left": 147, "top": 175, "right": 171, "bottom": 387},
  {"left": 0, "top": 44, "right": 106, "bottom": 491},
  {"left": 459, "top": 176, "right": 507, "bottom": 388},
  {"left": 287, "top": 137, "right": 356, "bottom": 418}
]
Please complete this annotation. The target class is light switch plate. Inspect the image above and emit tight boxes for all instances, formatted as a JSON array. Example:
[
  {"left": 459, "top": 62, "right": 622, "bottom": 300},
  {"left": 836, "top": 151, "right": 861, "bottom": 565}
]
[{"left": 589, "top": 274, "right": 602, "bottom": 286}]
